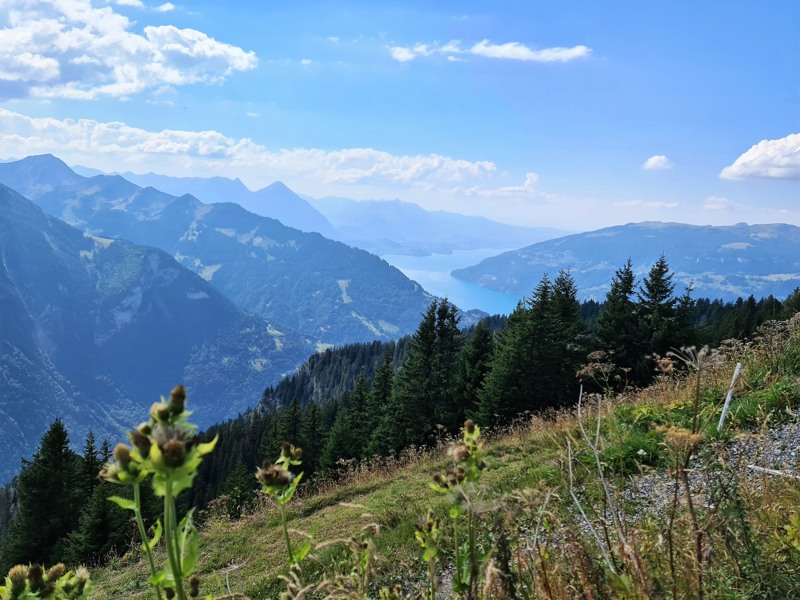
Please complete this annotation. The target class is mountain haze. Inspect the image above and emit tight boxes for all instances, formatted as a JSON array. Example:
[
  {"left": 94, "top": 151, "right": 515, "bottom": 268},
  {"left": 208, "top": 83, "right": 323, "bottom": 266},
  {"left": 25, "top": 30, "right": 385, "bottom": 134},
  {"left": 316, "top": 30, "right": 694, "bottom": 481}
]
[
  {"left": 313, "top": 196, "right": 566, "bottom": 256},
  {"left": 0, "top": 184, "right": 312, "bottom": 482},
  {"left": 0, "top": 155, "right": 433, "bottom": 346},
  {"left": 453, "top": 221, "right": 800, "bottom": 301}
]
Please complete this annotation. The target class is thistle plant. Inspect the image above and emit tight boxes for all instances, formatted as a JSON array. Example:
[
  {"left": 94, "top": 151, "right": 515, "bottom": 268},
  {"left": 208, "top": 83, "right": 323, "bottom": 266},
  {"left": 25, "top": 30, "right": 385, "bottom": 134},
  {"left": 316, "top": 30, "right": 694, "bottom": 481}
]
[
  {"left": 428, "top": 420, "right": 486, "bottom": 599},
  {"left": 256, "top": 443, "right": 309, "bottom": 566},
  {"left": 100, "top": 385, "right": 217, "bottom": 600},
  {"left": 415, "top": 509, "right": 441, "bottom": 600},
  {"left": 0, "top": 563, "right": 91, "bottom": 600}
]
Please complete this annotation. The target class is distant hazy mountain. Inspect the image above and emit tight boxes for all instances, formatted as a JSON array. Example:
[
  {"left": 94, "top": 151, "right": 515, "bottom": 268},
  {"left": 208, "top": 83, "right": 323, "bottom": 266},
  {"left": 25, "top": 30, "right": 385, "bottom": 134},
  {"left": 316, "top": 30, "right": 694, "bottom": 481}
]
[
  {"left": 453, "top": 222, "right": 800, "bottom": 301},
  {"left": 85, "top": 169, "right": 335, "bottom": 237},
  {"left": 313, "top": 196, "right": 567, "bottom": 255},
  {"left": 0, "top": 155, "right": 433, "bottom": 345},
  {"left": 0, "top": 184, "right": 312, "bottom": 482}
]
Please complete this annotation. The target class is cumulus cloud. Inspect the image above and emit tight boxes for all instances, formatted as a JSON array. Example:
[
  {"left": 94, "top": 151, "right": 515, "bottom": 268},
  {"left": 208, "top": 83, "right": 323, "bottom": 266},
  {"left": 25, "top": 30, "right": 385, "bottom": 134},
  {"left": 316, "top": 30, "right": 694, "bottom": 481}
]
[
  {"left": 155, "top": 2, "right": 176, "bottom": 12},
  {"left": 115, "top": 0, "right": 143, "bottom": 6},
  {"left": 0, "top": 0, "right": 256, "bottom": 99},
  {"left": 0, "top": 108, "right": 497, "bottom": 190},
  {"left": 641, "top": 155, "right": 672, "bottom": 170},
  {"left": 720, "top": 133, "right": 800, "bottom": 180},
  {"left": 388, "top": 39, "right": 591, "bottom": 63}
]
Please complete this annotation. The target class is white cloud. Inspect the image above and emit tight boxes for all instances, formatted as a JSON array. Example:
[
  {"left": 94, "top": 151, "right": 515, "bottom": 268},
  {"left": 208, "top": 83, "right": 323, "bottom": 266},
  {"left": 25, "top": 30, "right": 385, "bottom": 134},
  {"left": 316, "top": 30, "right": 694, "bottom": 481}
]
[
  {"left": 155, "top": 2, "right": 176, "bottom": 12},
  {"left": 470, "top": 40, "right": 591, "bottom": 62},
  {"left": 614, "top": 199, "right": 679, "bottom": 209},
  {"left": 703, "top": 196, "right": 731, "bottom": 211},
  {"left": 0, "top": 0, "right": 256, "bottom": 99},
  {"left": 245, "top": 111, "right": 260, "bottom": 118},
  {"left": 720, "top": 133, "right": 800, "bottom": 180},
  {"left": 300, "top": 58, "right": 312, "bottom": 66},
  {"left": 457, "top": 172, "right": 542, "bottom": 198},
  {"left": 641, "top": 155, "right": 672, "bottom": 170},
  {"left": 0, "top": 108, "right": 497, "bottom": 191},
  {"left": 389, "top": 46, "right": 417, "bottom": 62},
  {"left": 389, "top": 39, "right": 591, "bottom": 63},
  {"left": 115, "top": 0, "right": 144, "bottom": 6}
]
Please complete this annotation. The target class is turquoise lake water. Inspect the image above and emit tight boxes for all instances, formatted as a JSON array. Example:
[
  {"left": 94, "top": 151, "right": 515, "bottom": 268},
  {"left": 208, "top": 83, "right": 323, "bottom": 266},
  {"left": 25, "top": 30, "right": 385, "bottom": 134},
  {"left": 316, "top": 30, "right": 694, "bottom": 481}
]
[{"left": 381, "top": 249, "right": 521, "bottom": 316}]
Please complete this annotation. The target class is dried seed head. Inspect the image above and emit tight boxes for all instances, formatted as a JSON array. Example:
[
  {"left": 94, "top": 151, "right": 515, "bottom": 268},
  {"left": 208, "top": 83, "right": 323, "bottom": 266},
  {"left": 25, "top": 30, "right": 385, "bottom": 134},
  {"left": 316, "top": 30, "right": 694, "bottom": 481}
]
[
  {"left": 464, "top": 419, "right": 476, "bottom": 434},
  {"left": 165, "top": 587, "right": 176, "bottom": 599},
  {"left": 448, "top": 442, "right": 470, "bottom": 464},
  {"left": 257, "top": 464, "right": 293, "bottom": 488}
]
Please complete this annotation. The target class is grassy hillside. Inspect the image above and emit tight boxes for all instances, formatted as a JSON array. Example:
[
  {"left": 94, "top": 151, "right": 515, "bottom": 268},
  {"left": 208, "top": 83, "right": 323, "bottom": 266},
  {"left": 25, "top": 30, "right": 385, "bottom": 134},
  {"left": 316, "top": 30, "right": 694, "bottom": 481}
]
[{"left": 87, "top": 313, "right": 800, "bottom": 598}]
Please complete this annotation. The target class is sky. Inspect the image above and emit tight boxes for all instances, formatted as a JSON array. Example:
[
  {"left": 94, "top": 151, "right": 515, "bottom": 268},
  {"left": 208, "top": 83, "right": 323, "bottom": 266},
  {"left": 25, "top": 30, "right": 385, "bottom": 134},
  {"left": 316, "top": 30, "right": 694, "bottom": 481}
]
[{"left": 0, "top": 0, "right": 798, "bottom": 230}]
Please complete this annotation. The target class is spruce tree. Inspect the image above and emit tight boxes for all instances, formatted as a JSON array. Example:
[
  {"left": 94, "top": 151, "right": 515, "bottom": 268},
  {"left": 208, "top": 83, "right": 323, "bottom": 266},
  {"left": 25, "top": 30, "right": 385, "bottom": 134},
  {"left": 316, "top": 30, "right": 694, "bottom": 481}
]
[
  {"left": 371, "top": 299, "right": 462, "bottom": 454},
  {"left": 460, "top": 320, "right": 495, "bottom": 422},
  {"left": 594, "top": 259, "right": 647, "bottom": 385},
  {"left": 1, "top": 420, "right": 82, "bottom": 569},
  {"left": 638, "top": 255, "right": 678, "bottom": 356},
  {"left": 301, "top": 401, "right": 323, "bottom": 475}
]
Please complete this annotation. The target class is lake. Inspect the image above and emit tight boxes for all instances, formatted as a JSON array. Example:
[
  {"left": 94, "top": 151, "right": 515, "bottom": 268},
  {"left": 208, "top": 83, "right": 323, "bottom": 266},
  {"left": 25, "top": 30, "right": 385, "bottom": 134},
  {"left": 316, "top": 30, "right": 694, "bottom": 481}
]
[{"left": 381, "top": 248, "right": 521, "bottom": 316}]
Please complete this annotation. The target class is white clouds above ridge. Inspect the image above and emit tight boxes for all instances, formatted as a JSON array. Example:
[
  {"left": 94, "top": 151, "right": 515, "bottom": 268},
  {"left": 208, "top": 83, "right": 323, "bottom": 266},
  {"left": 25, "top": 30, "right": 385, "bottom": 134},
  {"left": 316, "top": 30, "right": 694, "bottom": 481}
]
[
  {"left": 0, "top": 0, "right": 256, "bottom": 99},
  {"left": 0, "top": 108, "right": 498, "bottom": 191}
]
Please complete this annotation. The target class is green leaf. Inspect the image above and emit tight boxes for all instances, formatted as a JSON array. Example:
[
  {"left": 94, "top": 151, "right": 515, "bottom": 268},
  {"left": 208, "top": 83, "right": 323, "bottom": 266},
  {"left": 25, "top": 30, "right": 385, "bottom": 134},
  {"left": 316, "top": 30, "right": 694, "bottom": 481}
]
[
  {"left": 292, "top": 539, "right": 312, "bottom": 564},
  {"left": 179, "top": 509, "right": 200, "bottom": 577},
  {"left": 148, "top": 571, "right": 166, "bottom": 586},
  {"left": 145, "top": 519, "right": 163, "bottom": 552},
  {"left": 278, "top": 471, "right": 303, "bottom": 506},
  {"left": 108, "top": 496, "right": 137, "bottom": 512}
]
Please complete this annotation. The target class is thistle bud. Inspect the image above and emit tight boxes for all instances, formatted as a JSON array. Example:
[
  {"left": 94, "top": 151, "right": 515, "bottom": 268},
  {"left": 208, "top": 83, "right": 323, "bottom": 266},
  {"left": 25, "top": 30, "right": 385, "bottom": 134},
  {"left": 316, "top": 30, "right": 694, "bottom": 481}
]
[
  {"left": 169, "top": 384, "right": 186, "bottom": 415},
  {"left": 464, "top": 419, "right": 476, "bottom": 434},
  {"left": 28, "top": 564, "right": 44, "bottom": 591},
  {"left": 46, "top": 563, "right": 66, "bottom": 581},
  {"left": 165, "top": 588, "right": 176, "bottom": 599},
  {"left": 113, "top": 443, "right": 131, "bottom": 464},
  {"left": 131, "top": 430, "right": 151, "bottom": 456},
  {"left": 281, "top": 441, "right": 292, "bottom": 457},
  {"left": 138, "top": 422, "right": 152, "bottom": 436},
  {"left": 162, "top": 439, "right": 186, "bottom": 468},
  {"left": 8, "top": 565, "right": 28, "bottom": 593},
  {"left": 189, "top": 574, "right": 200, "bottom": 597}
]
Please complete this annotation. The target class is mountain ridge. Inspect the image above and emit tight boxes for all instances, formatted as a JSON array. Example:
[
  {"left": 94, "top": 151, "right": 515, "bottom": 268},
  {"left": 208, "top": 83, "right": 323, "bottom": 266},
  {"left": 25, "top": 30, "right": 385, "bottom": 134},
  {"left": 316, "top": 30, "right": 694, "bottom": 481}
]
[{"left": 453, "top": 221, "right": 800, "bottom": 301}]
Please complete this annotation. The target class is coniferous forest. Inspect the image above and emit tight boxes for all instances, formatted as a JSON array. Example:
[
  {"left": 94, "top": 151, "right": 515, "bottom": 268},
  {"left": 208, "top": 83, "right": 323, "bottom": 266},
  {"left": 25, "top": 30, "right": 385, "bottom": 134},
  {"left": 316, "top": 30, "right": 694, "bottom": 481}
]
[{"left": 1, "top": 258, "right": 799, "bottom": 573}]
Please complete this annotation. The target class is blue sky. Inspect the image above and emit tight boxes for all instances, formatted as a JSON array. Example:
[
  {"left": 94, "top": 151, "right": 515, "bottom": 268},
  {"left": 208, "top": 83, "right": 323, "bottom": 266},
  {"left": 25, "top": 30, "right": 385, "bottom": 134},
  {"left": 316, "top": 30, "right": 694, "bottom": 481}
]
[{"left": 0, "top": 0, "right": 797, "bottom": 230}]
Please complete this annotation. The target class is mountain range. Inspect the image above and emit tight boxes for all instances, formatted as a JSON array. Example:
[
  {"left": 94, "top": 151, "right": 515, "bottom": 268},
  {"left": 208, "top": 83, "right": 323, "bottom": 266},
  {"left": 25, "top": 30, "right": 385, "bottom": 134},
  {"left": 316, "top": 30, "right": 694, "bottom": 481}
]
[
  {"left": 453, "top": 221, "right": 800, "bottom": 301},
  {"left": 72, "top": 165, "right": 565, "bottom": 256},
  {"left": 0, "top": 155, "right": 433, "bottom": 346},
  {"left": 0, "top": 184, "right": 313, "bottom": 482}
]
